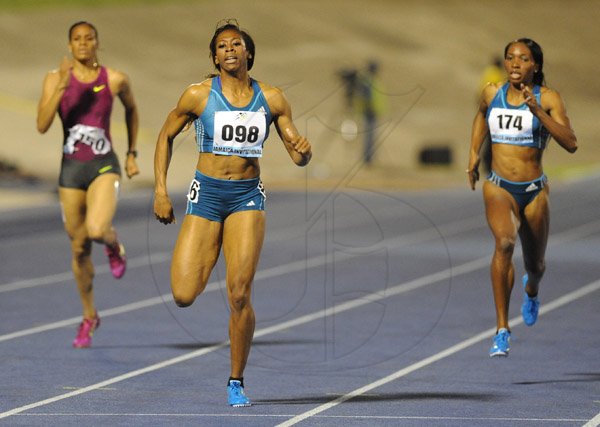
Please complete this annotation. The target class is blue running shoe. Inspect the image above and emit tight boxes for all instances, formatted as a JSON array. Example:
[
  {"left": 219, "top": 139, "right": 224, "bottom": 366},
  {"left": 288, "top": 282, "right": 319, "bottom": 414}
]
[
  {"left": 227, "top": 380, "right": 251, "bottom": 407},
  {"left": 489, "top": 328, "right": 510, "bottom": 357},
  {"left": 521, "top": 274, "right": 539, "bottom": 326}
]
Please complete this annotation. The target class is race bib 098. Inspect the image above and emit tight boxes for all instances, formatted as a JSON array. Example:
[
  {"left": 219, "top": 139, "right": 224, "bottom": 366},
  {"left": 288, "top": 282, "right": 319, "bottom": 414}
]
[{"left": 213, "top": 110, "right": 267, "bottom": 158}]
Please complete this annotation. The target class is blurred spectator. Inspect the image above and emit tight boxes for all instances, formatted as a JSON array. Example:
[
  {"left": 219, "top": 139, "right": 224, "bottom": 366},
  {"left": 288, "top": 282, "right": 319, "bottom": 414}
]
[{"left": 338, "top": 60, "right": 387, "bottom": 165}]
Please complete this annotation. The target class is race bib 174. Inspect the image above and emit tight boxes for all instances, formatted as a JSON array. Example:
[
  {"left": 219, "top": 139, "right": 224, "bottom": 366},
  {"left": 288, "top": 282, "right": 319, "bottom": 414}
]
[{"left": 488, "top": 108, "right": 534, "bottom": 145}]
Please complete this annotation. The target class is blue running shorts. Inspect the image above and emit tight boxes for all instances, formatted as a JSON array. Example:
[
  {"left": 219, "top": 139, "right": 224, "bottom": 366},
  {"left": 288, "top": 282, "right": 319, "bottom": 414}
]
[
  {"left": 185, "top": 170, "right": 266, "bottom": 222},
  {"left": 487, "top": 170, "right": 547, "bottom": 211}
]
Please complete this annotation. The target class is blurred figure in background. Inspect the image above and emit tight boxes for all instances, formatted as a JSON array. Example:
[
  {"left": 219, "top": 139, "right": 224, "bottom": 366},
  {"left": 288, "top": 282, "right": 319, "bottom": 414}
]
[
  {"left": 359, "top": 60, "right": 384, "bottom": 165},
  {"left": 36, "top": 21, "right": 139, "bottom": 348},
  {"left": 338, "top": 60, "right": 387, "bottom": 165},
  {"left": 478, "top": 55, "right": 506, "bottom": 94}
]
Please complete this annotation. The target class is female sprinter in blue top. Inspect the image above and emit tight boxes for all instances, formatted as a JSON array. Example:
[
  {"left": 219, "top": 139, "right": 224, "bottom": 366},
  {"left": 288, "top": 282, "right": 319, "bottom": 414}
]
[
  {"left": 467, "top": 38, "right": 577, "bottom": 357},
  {"left": 153, "top": 20, "right": 312, "bottom": 406}
]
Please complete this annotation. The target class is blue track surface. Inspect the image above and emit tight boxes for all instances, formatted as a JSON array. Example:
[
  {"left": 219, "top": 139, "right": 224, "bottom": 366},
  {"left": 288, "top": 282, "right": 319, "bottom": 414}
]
[{"left": 1, "top": 180, "right": 599, "bottom": 426}]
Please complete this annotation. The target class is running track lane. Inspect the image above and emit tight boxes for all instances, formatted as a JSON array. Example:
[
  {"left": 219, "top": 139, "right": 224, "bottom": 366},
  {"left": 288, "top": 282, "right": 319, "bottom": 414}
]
[
  {"left": 274, "top": 278, "right": 600, "bottom": 426},
  {"left": 0, "top": 214, "right": 485, "bottom": 343},
  {"left": 1, "top": 221, "right": 599, "bottom": 421},
  {"left": 0, "top": 239, "right": 600, "bottom": 426},
  {"left": 2, "top": 276, "right": 599, "bottom": 421}
]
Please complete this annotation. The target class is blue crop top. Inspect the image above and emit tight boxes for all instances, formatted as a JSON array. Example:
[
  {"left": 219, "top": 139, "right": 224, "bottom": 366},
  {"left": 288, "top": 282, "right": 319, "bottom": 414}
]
[
  {"left": 486, "top": 83, "right": 550, "bottom": 149},
  {"left": 194, "top": 76, "right": 273, "bottom": 158}
]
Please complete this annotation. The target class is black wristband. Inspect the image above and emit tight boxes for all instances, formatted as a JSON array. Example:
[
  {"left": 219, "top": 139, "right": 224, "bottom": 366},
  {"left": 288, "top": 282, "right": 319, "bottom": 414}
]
[{"left": 126, "top": 150, "right": 137, "bottom": 158}]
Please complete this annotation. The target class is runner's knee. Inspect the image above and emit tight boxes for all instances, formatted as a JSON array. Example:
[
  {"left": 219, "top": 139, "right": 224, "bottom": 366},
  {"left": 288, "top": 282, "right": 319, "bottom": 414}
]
[
  {"left": 171, "top": 282, "right": 198, "bottom": 307},
  {"left": 86, "top": 223, "right": 109, "bottom": 242},
  {"left": 228, "top": 283, "right": 251, "bottom": 313},
  {"left": 495, "top": 237, "right": 515, "bottom": 254},
  {"left": 525, "top": 259, "right": 546, "bottom": 278},
  {"left": 172, "top": 294, "right": 195, "bottom": 307},
  {"left": 71, "top": 238, "right": 92, "bottom": 263}
]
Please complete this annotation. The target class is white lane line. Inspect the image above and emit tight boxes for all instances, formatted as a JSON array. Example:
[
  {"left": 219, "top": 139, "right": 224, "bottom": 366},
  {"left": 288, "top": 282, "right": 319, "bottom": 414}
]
[
  {"left": 0, "top": 200, "right": 467, "bottom": 294},
  {"left": 2, "top": 273, "right": 598, "bottom": 421},
  {"left": 276, "top": 278, "right": 600, "bottom": 427},
  {"left": 0, "top": 252, "right": 171, "bottom": 294},
  {"left": 0, "top": 271, "right": 73, "bottom": 294},
  {"left": 583, "top": 413, "right": 600, "bottom": 427},
  {"left": 0, "top": 245, "right": 488, "bottom": 418},
  {"left": 10, "top": 413, "right": 588, "bottom": 422},
  {"left": 3, "top": 210, "right": 596, "bottom": 296},
  {"left": 0, "top": 342, "right": 229, "bottom": 419},
  {"left": 0, "top": 216, "right": 484, "bottom": 343},
  {"left": 0, "top": 219, "right": 598, "bottom": 419},
  {"left": 0, "top": 297, "right": 169, "bottom": 343},
  {"left": 0, "top": 214, "right": 482, "bottom": 294}
]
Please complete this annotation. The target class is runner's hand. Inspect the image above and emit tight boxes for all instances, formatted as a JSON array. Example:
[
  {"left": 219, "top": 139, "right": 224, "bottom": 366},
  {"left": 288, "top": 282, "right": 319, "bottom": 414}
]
[
  {"left": 125, "top": 156, "right": 140, "bottom": 179},
  {"left": 521, "top": 83, "right": 540, "bottom": 114},
  {"left": 466, "top": 158, "right": 480, "bottom": 191},
  {"left": 154, "top": 193, "right": 176, "bottom": 224},
  {"left": 286, "top": 128, "right": 311, "bottom": 155},
  {"left": 58, "top": 56, "right": 73, "bottom": 88}
]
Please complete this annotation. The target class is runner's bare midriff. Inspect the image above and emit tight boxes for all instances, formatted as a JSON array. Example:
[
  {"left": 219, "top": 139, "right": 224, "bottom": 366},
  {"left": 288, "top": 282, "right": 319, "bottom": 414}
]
[{"left": 196, "top": 152, "right": 260, "bottom": 180}]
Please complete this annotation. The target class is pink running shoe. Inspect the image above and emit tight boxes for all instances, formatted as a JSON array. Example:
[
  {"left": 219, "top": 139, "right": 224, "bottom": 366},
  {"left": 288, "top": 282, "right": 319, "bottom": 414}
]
[
  {"left": 105, "top": 241, "right": 126, "bottom": 279},
  {"left": 72, "top": 314, "right": 101, "bottom": 348}
]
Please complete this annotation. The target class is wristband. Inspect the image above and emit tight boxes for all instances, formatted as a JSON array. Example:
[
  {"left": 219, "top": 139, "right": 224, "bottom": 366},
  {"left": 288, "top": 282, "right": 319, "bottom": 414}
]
[{"left": 127, "top": 150, "right": 137, "bottom": 158}]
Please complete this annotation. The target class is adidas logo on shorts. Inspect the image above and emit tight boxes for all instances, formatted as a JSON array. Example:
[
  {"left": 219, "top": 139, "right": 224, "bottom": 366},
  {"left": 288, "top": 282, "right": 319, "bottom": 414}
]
[{"left": 525, "top": 182, "right": 539, "bottom": 192}]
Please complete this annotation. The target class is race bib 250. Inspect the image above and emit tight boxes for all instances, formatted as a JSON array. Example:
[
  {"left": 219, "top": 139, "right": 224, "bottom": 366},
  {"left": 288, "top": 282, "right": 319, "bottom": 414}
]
[{"left": 64, "top": 124, "right": 112, "bottom": 155}]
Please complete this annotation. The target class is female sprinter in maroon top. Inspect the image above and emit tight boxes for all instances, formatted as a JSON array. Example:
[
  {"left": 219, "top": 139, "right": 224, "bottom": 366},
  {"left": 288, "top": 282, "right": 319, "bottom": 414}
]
[{"left": 37, "top": 21, "right": 139, "bottom": 348}]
